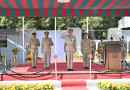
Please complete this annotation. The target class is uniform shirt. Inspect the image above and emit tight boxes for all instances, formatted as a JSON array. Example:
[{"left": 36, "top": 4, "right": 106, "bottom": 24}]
[
  {"left": 60, "top": 33, "right": 76, "bottom": 52},
  {"left": 121, "top": 40, "right": 127, "bottom": 51},
  {"left": 98, "top": 41, "right": 103, "bottom": 50},
  {"left": 29, "top": 38, "right": 40, "bottom": 53},
  {"left": 41, "top": 38, "right": 54, "bottom": 53},
  {"left": 91, "top": 40, "right": 96, "bottom": 50},
  {"left": 81, "top": 39, "right": 91, "bottom": 54}
]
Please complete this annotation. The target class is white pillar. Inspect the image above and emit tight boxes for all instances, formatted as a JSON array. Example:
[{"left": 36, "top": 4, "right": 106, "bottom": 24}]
[
  {"left": 55, "top": 17, "right": 57, "bottom": 80},
  {"left": 22, "top": 17, "right": 25, "bottom": 64}
]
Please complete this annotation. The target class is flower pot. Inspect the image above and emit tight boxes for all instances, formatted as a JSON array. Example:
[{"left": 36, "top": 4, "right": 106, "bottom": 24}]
[{"left": 13, "top": 52, "right": 18, "bottom": 55}]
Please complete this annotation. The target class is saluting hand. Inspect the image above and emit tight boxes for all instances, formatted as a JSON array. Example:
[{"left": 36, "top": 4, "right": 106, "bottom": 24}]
[{"left": 64, "top": 30, "right": 69, "bottom": 34}]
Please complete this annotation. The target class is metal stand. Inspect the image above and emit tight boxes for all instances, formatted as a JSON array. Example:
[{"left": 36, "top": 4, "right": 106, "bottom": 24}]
[{"left": 121, "top": 59, "right": 130, "bottom": 69}]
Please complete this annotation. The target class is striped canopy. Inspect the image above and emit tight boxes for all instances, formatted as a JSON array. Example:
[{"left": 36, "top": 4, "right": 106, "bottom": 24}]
[{"left": 0, "top": 0, "right": 130, "bottom": 17}]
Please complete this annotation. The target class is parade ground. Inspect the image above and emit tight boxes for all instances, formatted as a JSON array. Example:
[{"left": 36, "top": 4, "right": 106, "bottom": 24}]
[{"left": 1, "top": 60, "right": 130, "bottom": 81}]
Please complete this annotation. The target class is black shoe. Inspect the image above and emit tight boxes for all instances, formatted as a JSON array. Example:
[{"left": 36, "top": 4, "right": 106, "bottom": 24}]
[
  {"left": 84, "top": 67, "right": 89, "bottom": 69},
  {"left": 46, "top": 67, "right": 49, "bottom": 69},
  {"left": 33, "top": 66, "right": 36, "bottom": 68},
  {"left": 67, "top": 69, "right": 70, "bottom": 71},
  {"left": 70, "top": 69, "right": 74, "bottom": 71},
  {"left": 101, "top": 61, "right": 104, "bottom": 63}
]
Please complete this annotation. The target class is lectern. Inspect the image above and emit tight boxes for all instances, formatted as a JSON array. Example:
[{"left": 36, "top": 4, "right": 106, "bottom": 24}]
[{"left": 103, "top": 41, "right": 122, "bottom": 72}]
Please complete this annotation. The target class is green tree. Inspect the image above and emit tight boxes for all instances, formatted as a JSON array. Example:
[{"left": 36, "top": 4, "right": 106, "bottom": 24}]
[{"left": 0, "top": 17, "right": 121, "bottom": 39}]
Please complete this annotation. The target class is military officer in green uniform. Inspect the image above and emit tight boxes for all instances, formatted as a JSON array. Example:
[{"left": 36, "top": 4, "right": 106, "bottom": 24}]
[
  {"left": 90, "top": 38, "right": 96, "bottom": 62},
  {"left": 41, "top": 31, "right": 54, "bottom": 69},
  {"left": 29, "top": 32, "right": 40, "bottom": 68},
  {"left": 98, "top": 38, "right": 104, "bottom": 63},
  {"left": 81, "top": 33, "right": 91, "bottom": 69},
  {"left": 121, "top": 36, "right": 127, "bottom": 60},
  {"left": 60, "top": 29, "right": 76, "bottom": 71}
]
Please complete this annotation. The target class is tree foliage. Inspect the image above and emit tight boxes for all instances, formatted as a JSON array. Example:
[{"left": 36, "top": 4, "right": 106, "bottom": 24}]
[{"left": 0, "top": 17, "right": 121, "bottom": 39}]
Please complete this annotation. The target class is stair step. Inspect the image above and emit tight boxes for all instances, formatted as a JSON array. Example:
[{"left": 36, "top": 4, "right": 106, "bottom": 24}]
[
  {"left": 62, "top": 87, "right": 88, "bottom": 90},
  {"left": 61, "top": 80, "right": 86, "bottom": 87}
]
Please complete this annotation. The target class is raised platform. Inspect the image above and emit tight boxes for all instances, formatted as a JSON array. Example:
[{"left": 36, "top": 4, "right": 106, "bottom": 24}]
[{"left": 1, "top": 60, "right": 130, "bottom": 81}]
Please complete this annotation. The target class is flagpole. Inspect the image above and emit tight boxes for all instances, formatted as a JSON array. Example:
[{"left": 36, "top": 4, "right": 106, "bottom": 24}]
[
  {"left": 22, "top": 17, "right": 25, "bottom": 64},
  {"left": 55, "top": 17, "right": 57, "bottom": 80}
]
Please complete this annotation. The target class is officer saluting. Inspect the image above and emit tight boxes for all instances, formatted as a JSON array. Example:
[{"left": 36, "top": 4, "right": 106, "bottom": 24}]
[
  {"left": 41, "top": 31, "right": 54, "bottom": 69},
  {"left": 60, "top": 29, "right": 76, "bottom": 71},
  {"left": 121, "top": 36, "right": 127, "bottom": 60},
  {"left": 81, "top": 33, "right": 91, "bottom": 69},
  {"left": 29, "top": 32, "right": 40, "bottom": 68}
]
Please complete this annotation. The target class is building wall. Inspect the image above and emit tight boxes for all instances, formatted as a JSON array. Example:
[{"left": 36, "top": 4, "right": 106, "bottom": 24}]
[{"left": 108, "top": 28, "right": 122, "bottom": 41}]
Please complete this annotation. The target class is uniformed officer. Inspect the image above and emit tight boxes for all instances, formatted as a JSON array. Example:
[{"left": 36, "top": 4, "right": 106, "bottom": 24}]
[
  {"left": 60, "top": 29, "right": 76, "bottom": 71},
  {"left": 29, "top": 32, "right": 40, "bottom": 68},
  {"left": 25, "top": 40, "right": 30, "bottom": 56},
  {"left": 98, "top": 38, "right": 104, "bottom": 63},
  {"left": 121, "top": 36, "right": 127, "bottom": 60},
  {"left": 110, "top": 37, "right": 113, "bottom": 41},
  {"left": 41, "top": 31, "right": 54, "bottom": 69},
  {"left": 90, "top": 38, "right": 96, "bottom": 62},
  {"left": 81, "top": 33, "right": 91, "bottom": 69}
]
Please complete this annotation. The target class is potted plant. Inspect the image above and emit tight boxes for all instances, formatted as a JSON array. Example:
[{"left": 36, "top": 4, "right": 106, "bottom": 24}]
[
  {"left": 97, "top": 81, "right": 130, "bottom": 90},
  {"left": 97, "top": 81, "right": 115, "bottom": 90},
  {"left": 74, "top": 53, "right": 78, "bottom": 60},
  {"left": 11, "top": 48, "right": 19, "bottom": 66},
  {"left": 79, "top": 54, "right": 83, "bottom": 61},
  {"left": 26, "top": 55, "right": 32, "bottom": 64}
]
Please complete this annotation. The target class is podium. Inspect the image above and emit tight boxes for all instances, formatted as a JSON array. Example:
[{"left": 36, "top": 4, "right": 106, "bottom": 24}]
[{"left": 103, "top": 41, "right": 122, "bottom": 72}]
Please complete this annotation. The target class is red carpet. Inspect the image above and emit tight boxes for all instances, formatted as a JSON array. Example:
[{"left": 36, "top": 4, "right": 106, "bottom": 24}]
[{"left": 1, "top": 60, "right": 130, "bottom": 81}]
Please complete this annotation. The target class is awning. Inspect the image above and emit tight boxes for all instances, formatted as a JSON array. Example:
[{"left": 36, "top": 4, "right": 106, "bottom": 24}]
[{"left": 0, "top": 0, "right": 130, "bottom": 17}]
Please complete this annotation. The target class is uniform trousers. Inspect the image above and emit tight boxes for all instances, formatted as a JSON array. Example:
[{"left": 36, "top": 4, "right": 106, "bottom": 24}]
[
  {"left": 83, "top": 53, "right": 89, "bottom": 67},
  {"left": 31, "top": 53, "right": 38, "bottom": 67},
  {"left": 43, "top": 52, "right": 51, "bottom": 68},
  {"left": 66, "top": 51, "right": 73, "bottom": 69}
]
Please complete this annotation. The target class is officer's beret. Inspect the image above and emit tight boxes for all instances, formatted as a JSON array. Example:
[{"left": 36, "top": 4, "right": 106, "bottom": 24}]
[
  {"left": 83, "top": 33, "right": 88, "bottom": 36},
  {"left": 68, "top": 29, "right": 73, "bottom": 32},
  {"left": 32, "top": 32, "right": 36, "bottom": 35},
  {"left": 110, "top": 37, "right": 113, "bottom": 39},
  {"left": 44, "top": 31, "right": 49, "bottom": 35}
]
